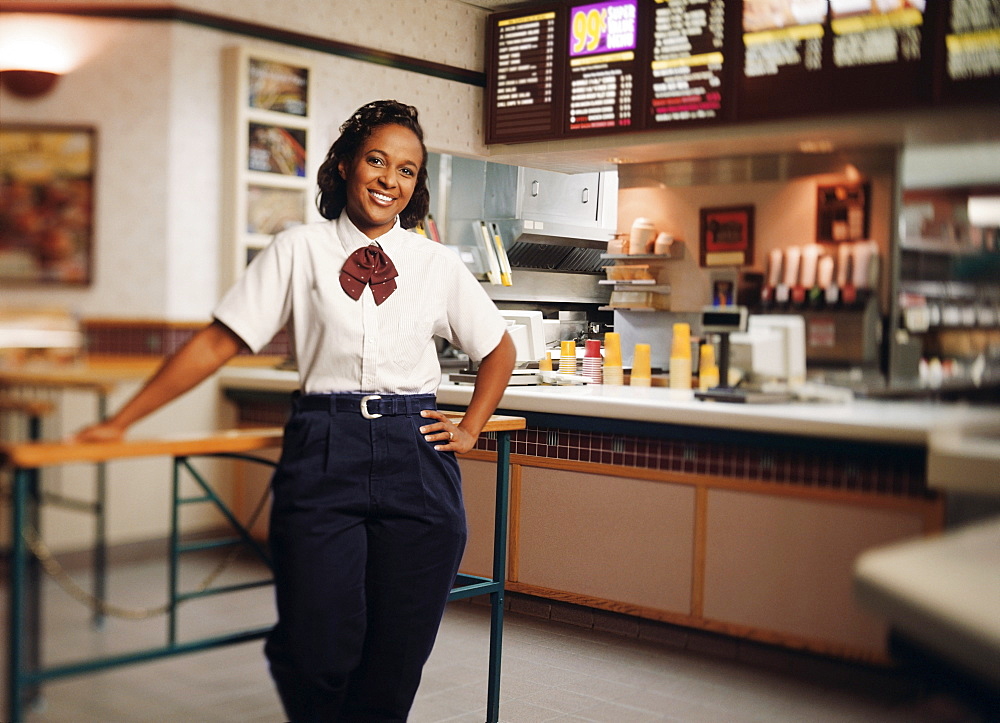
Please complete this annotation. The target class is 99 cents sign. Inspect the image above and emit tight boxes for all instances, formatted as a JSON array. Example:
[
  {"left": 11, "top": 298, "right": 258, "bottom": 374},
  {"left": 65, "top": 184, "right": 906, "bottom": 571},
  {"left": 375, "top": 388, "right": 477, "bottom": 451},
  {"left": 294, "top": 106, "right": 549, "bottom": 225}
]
[{"left": 567, "top": 0, "right": 639, "bottom": 133}]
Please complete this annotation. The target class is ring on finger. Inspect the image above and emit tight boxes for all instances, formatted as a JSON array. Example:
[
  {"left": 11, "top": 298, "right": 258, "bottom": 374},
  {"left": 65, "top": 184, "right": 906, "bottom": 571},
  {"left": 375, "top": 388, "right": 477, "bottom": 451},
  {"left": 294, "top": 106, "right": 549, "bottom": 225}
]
[{"left": 449, "top": 431, "right": 454, "bottom": 441}]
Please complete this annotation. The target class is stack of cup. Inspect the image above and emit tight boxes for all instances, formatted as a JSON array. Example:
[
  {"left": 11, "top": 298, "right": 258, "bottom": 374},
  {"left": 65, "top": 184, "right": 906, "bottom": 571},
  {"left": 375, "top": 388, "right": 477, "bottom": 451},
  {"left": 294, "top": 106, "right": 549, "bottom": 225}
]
[
  {"left": 558, "top": 340, "right": 577, "bottom": 376},
  {"left": 603, "top": 332, "right": 623, "bottom": 385},
  {"left": 582, "top": 339, "right": 603, "bottom": 385},
  {"left": 698, "top": 341, "right": 720, "bottom": 391},
  {"left": 538, "top": 351, "right": 553, "bottom": 384},
  {"left": 669, "top": 323, "right": 692, "bottom": 390},
  {"left": 630, "top": 343, "right": 652, "bottom": 386}
]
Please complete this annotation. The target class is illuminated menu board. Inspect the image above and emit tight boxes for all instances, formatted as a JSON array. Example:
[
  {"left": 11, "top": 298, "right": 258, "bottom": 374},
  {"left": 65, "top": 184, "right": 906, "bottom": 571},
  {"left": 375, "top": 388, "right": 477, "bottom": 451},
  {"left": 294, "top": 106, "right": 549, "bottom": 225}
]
[
  {"left": 648, "top": 0, "right": 729, "bottom": 127},
  {"left": 485, "top": 8, "right": 562, "bottom": 143},
  {"left": 484, "top": 1, "right": 995, "bottom": 145},
  {"left": 565, "top": 0, "right": 640, "bottom": 134},
  {"left": 825, "top": 0, "right": 932, "bottom": 110},
  {"left": 739, "top": 1, "right": 830, "bottom": 119},
  {"left": 739, "top": 0, "right": 931, "bottom": 120},
  {"left": 940, "top": 0, "right": 1000, "bottom": 103}
]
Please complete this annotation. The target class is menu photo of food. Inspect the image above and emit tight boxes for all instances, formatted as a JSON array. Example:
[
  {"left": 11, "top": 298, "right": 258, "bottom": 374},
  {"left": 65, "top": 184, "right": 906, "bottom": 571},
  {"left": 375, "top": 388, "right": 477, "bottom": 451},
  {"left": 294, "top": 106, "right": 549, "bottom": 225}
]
[
  {"left": 828, "top": 0, "right": 926, "bottom": 18},
  {"left": 743, "top": 0, "right": 828, "bottom": 33},
  {"left": 247, "top": 122, "right": 307, "bottom": 177}
]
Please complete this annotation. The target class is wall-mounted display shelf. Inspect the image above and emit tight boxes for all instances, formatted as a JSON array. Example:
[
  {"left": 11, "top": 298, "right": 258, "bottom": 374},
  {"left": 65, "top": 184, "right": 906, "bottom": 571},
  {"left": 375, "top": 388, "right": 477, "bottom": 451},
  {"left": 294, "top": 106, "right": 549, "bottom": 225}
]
[{"left": 223, "top": 46, "right": 314, "bottom": 284}]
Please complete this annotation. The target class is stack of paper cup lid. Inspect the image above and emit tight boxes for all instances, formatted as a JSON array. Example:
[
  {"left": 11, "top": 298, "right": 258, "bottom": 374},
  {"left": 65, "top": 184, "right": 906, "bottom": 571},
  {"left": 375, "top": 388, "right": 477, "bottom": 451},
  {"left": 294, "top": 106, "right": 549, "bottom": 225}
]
[
  {"left": 582, "top": 339, "right": 603, "bottom": 385},
  {"left": 558, "top": 340, "right": 577, "bottom": 375},
  {"left": 602, "top": 332, "right": 623, "bottom": 386}
]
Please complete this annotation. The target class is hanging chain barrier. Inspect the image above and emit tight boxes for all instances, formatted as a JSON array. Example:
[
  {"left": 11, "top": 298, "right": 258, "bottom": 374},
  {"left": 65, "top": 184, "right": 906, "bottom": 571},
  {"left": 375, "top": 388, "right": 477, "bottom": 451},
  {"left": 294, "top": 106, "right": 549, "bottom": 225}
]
[{"left": 17, "top": 477, "right": 272, "bottom": 621}]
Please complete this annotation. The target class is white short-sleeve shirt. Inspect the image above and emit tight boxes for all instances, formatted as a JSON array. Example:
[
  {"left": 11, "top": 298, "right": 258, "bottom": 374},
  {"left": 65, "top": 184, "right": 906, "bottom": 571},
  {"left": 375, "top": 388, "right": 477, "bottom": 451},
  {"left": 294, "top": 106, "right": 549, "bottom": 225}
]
[{"left": 214, "top": 214, "right": 506, "bottom": 395}]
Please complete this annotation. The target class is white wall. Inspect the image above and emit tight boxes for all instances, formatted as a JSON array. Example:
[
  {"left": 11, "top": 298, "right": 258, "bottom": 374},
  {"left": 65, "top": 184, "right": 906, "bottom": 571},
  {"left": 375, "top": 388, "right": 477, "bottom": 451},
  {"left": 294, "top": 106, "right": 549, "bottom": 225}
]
[{"left": 0, "top": 4, "right": 489, "bottom": 320}]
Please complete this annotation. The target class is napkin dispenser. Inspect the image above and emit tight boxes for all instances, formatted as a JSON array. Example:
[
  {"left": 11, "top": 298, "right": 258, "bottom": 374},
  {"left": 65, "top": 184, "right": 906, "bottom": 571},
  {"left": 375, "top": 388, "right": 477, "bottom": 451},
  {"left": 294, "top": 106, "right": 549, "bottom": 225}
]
[{"left": 730, "top": 315, "right": 807, "bottom": 385}]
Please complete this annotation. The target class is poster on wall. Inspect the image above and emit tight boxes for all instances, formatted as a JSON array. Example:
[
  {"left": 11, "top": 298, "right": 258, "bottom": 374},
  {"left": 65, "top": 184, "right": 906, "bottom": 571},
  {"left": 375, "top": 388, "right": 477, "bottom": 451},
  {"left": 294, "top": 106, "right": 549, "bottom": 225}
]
[
  {"left": 0, "top": 126, "right": 94, "bottom": 285},
  {"left": 700, "top": 205, "right": 754, "bottom": 267},
  {"left": 566, "top": 0, "right": 640, "bottom": 135},
  {"left": 247, "top": 122, "right": 307, "bottom": 176},
  {"left": 246, "top": 185, "right": 307, "bottom": 235},
  {"left": 248, "top": 57, "right": 309, "bottom": 116}
]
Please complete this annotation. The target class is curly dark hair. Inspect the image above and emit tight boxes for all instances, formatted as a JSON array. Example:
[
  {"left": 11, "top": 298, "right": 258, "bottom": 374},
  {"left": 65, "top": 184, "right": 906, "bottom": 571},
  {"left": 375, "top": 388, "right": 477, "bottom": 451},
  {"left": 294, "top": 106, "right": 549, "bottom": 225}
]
[{"left": 316, "top": 100, "right": 429, "bottom": 229}]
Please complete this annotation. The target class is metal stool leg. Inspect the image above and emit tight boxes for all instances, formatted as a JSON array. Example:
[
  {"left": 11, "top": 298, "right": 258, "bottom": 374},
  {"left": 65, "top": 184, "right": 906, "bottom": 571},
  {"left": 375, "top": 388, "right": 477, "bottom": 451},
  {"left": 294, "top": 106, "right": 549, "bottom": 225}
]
[{"left": 486, "top": 431, "right": 511, "bottom": 723}]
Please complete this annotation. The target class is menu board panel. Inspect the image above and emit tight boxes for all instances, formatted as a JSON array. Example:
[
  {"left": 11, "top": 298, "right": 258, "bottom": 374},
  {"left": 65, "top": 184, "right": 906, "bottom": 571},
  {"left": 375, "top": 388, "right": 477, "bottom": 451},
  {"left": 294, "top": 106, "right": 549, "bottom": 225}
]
[
  {"left": 483, "top": 1, "right": 996, "bottom": 146},
  {"left": 939, "top": 0, "right": 1000, "bottom": 103},
  {"left": 825, "top": 1, "right": 934, "bottom": 111},
  {"left": 739, "top": 0, "right": 932, "bottom": 120},
  {"left": 647, "top": 0, "right": 730, "bottom": 127},
  {"left": 565, "top": 0, "right": 642, "bottom": 135},
  {"left": 485, "top": 7, "right": 563, "bottom": 144},
  {"left": 738, "top": 1, "right": 831, "bottom": 120}
]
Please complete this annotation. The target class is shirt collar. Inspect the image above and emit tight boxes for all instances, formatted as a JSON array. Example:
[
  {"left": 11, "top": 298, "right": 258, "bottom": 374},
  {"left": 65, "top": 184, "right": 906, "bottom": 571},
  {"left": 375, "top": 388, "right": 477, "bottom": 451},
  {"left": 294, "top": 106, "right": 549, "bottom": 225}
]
[{"left": 336, "top": 213, "right": 403, "bottom": 255}]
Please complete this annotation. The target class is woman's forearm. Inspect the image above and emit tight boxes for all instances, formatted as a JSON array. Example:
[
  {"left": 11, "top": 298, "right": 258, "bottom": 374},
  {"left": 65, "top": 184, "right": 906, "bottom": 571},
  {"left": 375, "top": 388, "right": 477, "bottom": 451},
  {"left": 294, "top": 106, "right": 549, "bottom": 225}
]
[
  {"left": 84, "top": 320, "right": 246, "bottom": 438},
  {"left": 457, "top": 331, "right": 516, "bottom": 439}
]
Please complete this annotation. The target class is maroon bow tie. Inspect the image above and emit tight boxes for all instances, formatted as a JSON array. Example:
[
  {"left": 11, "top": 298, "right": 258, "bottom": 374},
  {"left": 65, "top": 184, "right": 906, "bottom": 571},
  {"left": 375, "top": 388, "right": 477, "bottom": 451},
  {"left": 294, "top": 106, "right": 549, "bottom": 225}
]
[{"left": 339, "top": 244, "right": 398, "bottom": 305}]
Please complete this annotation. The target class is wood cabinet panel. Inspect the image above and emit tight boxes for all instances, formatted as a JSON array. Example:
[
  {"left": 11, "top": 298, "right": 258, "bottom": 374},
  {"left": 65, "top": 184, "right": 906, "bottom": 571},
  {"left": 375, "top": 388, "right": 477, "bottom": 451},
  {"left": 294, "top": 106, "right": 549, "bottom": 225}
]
[
  {"left": 517, "top": 466, "right": 695, "bottom": 614},
  {"left": 457, "top": 457, "right": 497, "bottom": 579},
  {"left": 703, "top": 489, "right": 924, "bottom": 654}
]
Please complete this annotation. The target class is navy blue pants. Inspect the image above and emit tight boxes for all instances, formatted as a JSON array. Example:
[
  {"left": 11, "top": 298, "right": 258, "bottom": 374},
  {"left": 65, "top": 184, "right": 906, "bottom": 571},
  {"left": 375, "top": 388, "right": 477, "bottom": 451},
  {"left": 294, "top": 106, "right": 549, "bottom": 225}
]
[{"left": 264, "top": 393, "right": 467, "bottom": 722}]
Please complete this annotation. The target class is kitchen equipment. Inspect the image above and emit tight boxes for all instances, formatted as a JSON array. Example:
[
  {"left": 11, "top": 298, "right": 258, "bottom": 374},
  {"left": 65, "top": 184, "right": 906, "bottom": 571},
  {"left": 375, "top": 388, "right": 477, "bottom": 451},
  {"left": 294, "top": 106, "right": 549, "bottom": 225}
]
[{"left": 730, "top": 314, "right": 807, "bottom": 386}]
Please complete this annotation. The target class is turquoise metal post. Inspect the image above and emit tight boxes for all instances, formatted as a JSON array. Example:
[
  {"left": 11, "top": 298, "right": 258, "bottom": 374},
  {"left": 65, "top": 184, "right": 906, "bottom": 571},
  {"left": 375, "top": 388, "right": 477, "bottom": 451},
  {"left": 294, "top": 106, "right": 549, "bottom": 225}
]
[
  {"left": 8, "top": 467, "right": 29, "bottom": 723},
  {"left": 93, "top": 393, "right": 109, "bottom": 628},
  {"left": 486, "top": 430, "right": 511, "bottom": 723},
  {"left": 168, "top": 457, "right": 183, "bottom": 645}
]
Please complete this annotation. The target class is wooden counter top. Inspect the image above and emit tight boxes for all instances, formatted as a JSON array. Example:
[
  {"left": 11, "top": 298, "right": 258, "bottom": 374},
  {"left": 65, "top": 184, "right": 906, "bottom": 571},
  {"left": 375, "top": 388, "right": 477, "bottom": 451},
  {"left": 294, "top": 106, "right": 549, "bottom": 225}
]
[{"left": 0, "top": 412, "right": 524, "bottom": 469}]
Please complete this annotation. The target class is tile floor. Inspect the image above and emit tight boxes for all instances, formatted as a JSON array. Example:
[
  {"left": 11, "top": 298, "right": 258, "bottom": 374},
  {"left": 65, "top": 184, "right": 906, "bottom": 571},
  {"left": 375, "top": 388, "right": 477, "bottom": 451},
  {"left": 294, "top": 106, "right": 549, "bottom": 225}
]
[{"left": 0, "top": 552, "right": 990, "bottom": 722}]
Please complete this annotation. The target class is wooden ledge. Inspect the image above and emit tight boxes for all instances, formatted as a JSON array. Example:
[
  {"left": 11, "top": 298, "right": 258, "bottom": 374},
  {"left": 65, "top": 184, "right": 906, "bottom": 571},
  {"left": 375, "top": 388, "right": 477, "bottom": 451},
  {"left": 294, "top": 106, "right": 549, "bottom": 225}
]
[
  {"left": 1, "top": 427, "right": 284, "bottom": 469},
  {"left": 0, "top": 414, "right": 524, "bottom": 470},
  {"left": 0, "top": 395, "right": 55, "bottom": 417}
]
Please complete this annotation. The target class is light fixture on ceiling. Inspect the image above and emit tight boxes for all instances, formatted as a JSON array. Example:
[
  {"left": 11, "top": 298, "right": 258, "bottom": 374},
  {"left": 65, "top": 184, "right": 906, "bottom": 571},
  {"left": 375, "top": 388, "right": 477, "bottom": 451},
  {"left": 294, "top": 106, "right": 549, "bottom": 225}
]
[{"left": 0, "top": 68, "right": 60, "bottom": 98}]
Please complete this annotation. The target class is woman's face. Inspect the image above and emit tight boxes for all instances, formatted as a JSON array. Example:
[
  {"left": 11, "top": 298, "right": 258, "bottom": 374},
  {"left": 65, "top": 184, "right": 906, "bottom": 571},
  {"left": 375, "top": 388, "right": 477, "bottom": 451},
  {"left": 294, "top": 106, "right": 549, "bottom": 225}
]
[{"left": 338, "top": 123, "right": 423, "bottom": 239}]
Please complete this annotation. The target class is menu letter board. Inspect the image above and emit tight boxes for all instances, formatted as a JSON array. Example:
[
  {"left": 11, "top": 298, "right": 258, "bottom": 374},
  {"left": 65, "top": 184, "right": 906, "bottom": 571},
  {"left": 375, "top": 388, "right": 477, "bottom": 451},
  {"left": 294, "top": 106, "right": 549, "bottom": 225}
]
[
  {"left": 739, "top": 0, "right": 932, "bottom": 121},
  {"left": 648, "top": 0, "right": 730, "bottom": 127},
  {"left": 939, "top": 0, "right": 1000, "bottom": 104},
  {"left": 486, "top": 8, "right": 563, "bottom": 143},
  {"left": 566, "top": 0, "right": 641, "bottom": 135},
  {"left": 739, "top": 0, "right": 829, "bottom": 120},
  {"left": 825, "top": 1, "right": 932, "bottom": 111}
]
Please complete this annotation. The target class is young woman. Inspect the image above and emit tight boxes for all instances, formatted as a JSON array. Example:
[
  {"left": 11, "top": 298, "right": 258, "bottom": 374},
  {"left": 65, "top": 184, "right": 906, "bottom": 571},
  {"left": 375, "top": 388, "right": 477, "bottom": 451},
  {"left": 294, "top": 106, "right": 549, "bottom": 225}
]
[{"left": 77, "top": 100, "right": 516, "bottom": 721}]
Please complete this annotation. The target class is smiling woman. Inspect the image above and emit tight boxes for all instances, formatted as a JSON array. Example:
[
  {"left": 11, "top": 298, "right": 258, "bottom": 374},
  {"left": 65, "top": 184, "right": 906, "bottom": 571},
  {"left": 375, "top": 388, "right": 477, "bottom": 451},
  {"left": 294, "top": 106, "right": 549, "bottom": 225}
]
[
  {"left": 316, "top": 99, "right": 430, "bottom": 232},
  {"left": 74, "top": 99, "right": 516, "bottom": 722}
]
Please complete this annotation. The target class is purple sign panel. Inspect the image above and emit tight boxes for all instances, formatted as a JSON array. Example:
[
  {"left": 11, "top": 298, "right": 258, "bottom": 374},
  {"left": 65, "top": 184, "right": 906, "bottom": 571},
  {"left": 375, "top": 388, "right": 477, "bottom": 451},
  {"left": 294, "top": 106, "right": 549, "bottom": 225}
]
[{"left": 569, "top": 0, "right": 638, "bottom": 57}]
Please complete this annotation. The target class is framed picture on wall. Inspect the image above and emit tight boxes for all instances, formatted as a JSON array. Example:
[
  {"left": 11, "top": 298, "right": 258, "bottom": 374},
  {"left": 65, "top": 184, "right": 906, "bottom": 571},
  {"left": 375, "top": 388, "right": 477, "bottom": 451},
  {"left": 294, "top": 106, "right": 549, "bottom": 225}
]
[
  {"left": 0, "top": 125, "right": 95, "bottom": 285},
  {"left": 699, "top": 205, "right": 754, "bottom": 267},
  {"left": 247, "top": 185, "right": 307, "bottom": 235},
  {"left": 248, "top": 56, "right": 309, "bottom": 116},
  {"left": 247, "top": 122, "right": 307, "bottom": 177}
]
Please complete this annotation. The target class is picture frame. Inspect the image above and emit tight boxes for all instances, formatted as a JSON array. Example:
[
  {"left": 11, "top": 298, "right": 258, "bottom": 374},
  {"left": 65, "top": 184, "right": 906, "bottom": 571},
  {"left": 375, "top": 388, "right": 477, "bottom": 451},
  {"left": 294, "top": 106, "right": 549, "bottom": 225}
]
[
  {"left": 247, "top": 122, "right": 307, "bottom": 177},
  {"left": 816, "top": 181, "right": 870, "bottom": 243},
  {"left": 0, "top": 125, "right": 95, "bottom": 285},
  {"left": 700, "top": 205, "right": 754, "bottom": 267},
  {"left": 247, "top": 56, "right": 309, "bottom": 116}
]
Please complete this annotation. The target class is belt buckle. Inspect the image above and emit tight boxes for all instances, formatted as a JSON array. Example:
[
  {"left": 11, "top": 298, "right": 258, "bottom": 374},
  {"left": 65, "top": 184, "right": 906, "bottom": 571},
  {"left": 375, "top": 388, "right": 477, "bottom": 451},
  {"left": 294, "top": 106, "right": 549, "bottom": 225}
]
[{"left": 360, "top": 394, "right": 382, "bottom": 419}]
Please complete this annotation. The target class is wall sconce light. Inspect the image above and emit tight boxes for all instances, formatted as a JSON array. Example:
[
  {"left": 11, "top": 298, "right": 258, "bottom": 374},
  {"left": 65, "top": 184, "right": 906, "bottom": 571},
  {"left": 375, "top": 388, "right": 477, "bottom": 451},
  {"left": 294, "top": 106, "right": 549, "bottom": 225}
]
[{"left": 0, "top": 68, "right": 60, "bottom": 98}]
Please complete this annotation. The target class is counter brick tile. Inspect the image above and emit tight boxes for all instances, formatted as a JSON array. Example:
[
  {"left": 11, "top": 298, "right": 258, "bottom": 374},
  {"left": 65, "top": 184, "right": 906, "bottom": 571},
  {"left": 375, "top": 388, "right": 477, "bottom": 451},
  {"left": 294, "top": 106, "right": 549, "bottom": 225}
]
[{"left": 488, "top": 426, "right": 926, "bottom": 498}]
